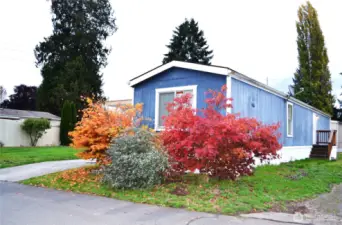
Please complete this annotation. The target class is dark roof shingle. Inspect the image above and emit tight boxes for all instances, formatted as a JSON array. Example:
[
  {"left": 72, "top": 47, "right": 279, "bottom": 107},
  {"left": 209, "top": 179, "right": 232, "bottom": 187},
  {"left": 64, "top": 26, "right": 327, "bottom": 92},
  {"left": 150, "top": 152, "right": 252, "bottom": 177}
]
[{"left": 0, "top": 108, "right": 60, "bottom": 120}]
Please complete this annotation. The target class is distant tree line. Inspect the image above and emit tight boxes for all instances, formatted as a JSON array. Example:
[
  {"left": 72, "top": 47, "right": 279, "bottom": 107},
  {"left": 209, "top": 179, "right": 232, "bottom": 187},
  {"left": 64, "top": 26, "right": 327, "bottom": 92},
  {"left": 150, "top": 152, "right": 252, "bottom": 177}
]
[{"left": 0, "top": 85, "right": 37, "bottom": 110}]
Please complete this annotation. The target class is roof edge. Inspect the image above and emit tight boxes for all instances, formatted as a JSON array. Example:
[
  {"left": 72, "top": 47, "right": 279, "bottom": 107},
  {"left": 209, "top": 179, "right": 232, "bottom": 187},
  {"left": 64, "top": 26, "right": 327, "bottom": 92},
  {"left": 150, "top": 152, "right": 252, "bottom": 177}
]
[
  {"left": 0, "top": 115, "right": 61, "bottom": 121},
  {"left": 129, "top": 61, "right": 231, "bottom": 87}
]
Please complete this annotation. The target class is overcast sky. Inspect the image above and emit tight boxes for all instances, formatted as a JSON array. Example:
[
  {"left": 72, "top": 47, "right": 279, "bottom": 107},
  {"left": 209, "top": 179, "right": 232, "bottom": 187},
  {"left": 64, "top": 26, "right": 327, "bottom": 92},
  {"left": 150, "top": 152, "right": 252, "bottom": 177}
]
[{"left": 0, "top": 0, "right": 341, "bottom": 103}]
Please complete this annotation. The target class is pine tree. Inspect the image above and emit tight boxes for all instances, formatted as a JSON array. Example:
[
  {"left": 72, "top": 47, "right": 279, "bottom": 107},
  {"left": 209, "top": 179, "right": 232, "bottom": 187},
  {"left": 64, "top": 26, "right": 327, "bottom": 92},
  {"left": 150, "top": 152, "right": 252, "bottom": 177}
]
[
  {"left": 60, "top": 101, "right": 72, "bottom": 145},
  {"left": 35, "top": 0, "right": 116, "bottom": 116},
  {"left": 163, "top": 18, "right": 213, "bottom": 65},
  {"left": 292, "top": 1, "right": 334, "bottom": 114}
]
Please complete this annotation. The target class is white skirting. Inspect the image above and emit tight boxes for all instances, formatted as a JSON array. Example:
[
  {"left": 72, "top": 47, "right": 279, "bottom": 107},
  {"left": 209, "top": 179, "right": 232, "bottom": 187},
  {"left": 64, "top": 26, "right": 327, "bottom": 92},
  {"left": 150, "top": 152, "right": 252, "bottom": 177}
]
[
  {"left": 330, "top": 146, "right": 338, "bottom": 160},
  {"left": 254, "top": 146, "right": 312, "bottom": 166}
]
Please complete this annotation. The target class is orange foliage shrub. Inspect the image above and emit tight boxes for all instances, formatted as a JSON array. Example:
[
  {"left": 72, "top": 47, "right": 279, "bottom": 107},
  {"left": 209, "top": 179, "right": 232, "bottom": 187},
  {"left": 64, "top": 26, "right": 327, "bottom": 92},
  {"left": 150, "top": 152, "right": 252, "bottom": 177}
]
[{"left": 69, "top": 98, "right": 143, "bottom": 164}]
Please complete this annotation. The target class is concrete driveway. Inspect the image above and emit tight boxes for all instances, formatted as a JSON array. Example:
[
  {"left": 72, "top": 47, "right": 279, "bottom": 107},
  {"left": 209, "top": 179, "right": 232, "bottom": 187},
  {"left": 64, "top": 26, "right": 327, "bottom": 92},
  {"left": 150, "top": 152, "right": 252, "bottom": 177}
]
[
  {"left": 0, "top": 159, "right": 94, "bottom": 182},
  {"left": 1, "top": 182, "right": 299, "bottom": 225}
]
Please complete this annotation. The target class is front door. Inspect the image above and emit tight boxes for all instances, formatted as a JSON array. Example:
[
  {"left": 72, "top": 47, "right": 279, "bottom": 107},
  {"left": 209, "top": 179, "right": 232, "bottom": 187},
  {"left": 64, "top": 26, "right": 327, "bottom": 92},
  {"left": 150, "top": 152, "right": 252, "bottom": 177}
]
[{"left": 313, "top": 113, "right": 319, "bottom": 144}]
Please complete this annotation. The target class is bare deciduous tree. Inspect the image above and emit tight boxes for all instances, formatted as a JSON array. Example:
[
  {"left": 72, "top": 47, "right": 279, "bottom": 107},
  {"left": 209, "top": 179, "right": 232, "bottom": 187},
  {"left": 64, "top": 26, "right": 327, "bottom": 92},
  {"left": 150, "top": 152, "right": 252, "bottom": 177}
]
[{"left": 0, "top": 86, "right": 6, "bottom": 104}]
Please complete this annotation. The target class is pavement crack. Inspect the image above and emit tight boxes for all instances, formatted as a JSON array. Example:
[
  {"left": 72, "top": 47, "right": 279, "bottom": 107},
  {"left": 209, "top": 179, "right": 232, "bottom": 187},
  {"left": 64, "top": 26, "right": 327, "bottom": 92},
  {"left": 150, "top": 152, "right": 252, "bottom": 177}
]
[
  {"left": 186, "top": 215, "right": 218, "bottom": 225},
  {"left": 239, "top": 216, "right": 314, "bottom": 225}
]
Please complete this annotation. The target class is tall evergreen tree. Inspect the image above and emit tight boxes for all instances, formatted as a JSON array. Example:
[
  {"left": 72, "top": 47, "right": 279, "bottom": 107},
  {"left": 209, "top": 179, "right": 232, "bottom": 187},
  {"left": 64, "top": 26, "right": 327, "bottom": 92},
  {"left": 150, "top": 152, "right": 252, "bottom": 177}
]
[
  {"left": 35, "top": 0, "right": 116, "bottom": 116},
  {"left": 292, "top": 1, "right": 334, "bottom": 114},
  {"left": 163, "top": 18, "right": 213, "bottom": 65}
]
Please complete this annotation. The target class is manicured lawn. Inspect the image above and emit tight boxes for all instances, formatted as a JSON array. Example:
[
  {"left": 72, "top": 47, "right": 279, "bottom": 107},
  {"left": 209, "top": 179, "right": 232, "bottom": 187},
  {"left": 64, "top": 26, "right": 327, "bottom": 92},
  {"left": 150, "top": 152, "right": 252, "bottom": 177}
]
[
  {"left": 22, "top": 154, "right": 342, "bottom": 215},
  {"left": 0, "top": 146, "right": 80, "bottom": 168}
]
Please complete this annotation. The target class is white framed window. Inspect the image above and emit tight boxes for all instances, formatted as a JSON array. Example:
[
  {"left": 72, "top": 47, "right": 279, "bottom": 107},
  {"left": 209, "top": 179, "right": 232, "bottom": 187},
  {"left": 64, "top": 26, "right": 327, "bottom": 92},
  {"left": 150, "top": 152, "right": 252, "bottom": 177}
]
[
  {"left": 155, "top": 85, "right": 197, "bottom": 130},
  {"left": 287, "top": 102, "right": 293, "bottom": 137}
]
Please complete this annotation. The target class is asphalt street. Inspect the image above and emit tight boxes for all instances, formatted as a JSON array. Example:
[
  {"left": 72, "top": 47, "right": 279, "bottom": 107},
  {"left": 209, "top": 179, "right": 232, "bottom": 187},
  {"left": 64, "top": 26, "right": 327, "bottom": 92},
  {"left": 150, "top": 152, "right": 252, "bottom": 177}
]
[{"left": 0, "top": 181, "right": 300, "bottom": 225}]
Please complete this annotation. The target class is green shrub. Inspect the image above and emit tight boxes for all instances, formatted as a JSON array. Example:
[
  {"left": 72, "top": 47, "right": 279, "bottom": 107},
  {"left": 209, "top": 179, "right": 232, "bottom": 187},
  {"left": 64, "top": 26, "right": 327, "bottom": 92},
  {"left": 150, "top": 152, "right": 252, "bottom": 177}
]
[
  {"left": 21, "top": 118, "right": 51, "bottom": 146},
  {"left": 103, "top": 128, "right": 169, "bottom": 189}
]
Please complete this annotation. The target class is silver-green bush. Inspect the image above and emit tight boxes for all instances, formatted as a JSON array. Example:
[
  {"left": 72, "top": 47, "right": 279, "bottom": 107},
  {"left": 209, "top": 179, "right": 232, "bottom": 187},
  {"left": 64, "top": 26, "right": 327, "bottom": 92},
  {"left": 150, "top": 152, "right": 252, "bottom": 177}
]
[{"left": 103, "top": 128, "right": 169, "bottom": 189}]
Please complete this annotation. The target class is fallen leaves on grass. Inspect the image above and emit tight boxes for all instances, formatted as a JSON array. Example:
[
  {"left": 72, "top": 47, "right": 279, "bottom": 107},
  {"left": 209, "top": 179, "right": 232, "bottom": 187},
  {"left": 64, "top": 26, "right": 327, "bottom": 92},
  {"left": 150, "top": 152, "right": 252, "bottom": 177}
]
[
  {"left": 170, "top": 185, "right": 189, "bottom": 196},
  {"left": 286, "top": 169, "right": 309, "bottom": 180},
  {"left": 52, "top": 167, "right": 101, "bottom": 186}
]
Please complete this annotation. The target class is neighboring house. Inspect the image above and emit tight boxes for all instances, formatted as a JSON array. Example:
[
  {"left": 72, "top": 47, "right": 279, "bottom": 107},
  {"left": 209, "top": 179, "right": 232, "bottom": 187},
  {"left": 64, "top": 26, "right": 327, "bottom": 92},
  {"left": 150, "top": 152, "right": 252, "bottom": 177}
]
[
  {"left": 105, "top": 99, "right": 132, "bottom": 110},
  {"left": 129, "top": 61, "right": 336, "bottom": 163},
  {"left": 0, "top": 108, "right": 60, "bottom": 147}
]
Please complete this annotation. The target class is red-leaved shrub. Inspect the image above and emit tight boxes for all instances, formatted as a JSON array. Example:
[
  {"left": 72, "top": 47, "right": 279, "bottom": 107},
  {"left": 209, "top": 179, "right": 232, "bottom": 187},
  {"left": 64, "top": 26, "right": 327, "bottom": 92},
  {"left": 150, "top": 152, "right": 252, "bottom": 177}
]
[{"left": 161, "top": 85, "right": 282, "bottom": 180}]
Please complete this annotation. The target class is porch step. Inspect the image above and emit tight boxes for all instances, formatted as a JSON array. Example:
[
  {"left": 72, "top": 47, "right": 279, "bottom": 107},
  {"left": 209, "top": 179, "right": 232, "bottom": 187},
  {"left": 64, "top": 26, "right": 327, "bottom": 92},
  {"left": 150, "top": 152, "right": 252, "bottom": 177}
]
[
  {"left": 312, "top": 144, "right": 328, "bottom": 148},
  {"left": 310, "top": 145, "right": 329, "bottom": 159},
  {"left": 310, "top": 153, "right": 329, "bottom": 159}
]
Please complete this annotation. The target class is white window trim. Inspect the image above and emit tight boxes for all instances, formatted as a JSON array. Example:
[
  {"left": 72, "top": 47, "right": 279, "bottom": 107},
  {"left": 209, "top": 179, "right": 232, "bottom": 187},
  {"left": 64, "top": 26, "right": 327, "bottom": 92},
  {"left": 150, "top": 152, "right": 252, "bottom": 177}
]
[
  {"left": 155, "top": 85, "right": 197, "bottom": 131},
  {"left": 287, "top": 102, "right": 294, "bottom": 137}
]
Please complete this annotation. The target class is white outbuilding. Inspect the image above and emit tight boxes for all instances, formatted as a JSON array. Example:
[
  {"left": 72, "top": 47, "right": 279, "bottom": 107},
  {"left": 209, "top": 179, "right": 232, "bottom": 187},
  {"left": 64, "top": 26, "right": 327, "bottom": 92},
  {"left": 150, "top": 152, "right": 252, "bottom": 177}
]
[{"left": 0, "top": 108, "right": 60, "bottom": 147}]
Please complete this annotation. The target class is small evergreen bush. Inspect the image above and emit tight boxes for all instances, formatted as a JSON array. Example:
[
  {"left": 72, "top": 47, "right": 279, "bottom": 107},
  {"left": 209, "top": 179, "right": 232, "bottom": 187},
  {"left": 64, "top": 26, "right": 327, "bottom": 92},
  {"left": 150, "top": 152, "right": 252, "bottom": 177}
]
[
  {"left": 21, "top": 118, "right": 51, "bottom": 146},
  {"left": 60, "top": 101, "right": 77, "bottom": 145},
  {"left": 103, "top": 128, "right": 169, "bottom": 189}
]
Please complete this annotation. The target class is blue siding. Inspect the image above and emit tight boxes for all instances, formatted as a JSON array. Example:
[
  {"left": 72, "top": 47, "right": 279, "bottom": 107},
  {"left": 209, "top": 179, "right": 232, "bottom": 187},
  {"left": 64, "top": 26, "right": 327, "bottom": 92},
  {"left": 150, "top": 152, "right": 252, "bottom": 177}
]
[
  {"left": 285, "top": 104, "right": 313, "bottom": 146},
  {"left": 133, "top": 68, "right": 226, "bottom": 127},
  {"left": 231, "top": 78, "right": 285, "bottom": 125},
  {"left": 231, "top": 78, "right": 330, "bottom": 146},
  {"left": 133, "top": 67, "right": 331, "bottom": 147},
  {"left": 317, "top": 113, "right": 330, "bottom": 130}
]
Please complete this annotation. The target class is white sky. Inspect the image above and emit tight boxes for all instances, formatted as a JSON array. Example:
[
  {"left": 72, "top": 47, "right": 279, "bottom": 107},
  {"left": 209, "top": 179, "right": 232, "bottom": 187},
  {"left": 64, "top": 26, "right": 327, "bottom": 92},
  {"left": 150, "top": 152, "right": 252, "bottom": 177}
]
[{"left": 0, "top": 0, "right": 341, "bottom": 103}]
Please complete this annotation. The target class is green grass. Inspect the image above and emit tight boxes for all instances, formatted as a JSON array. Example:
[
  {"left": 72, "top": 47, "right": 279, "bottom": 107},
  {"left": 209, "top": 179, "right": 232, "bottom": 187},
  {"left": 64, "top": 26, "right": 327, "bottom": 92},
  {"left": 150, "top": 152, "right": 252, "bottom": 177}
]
[
  {"left": 0, "top": 146, "right": 80, "bottom": 168},
  {"left": 22, "top": 154, "right": 342, "bottom": 215}
]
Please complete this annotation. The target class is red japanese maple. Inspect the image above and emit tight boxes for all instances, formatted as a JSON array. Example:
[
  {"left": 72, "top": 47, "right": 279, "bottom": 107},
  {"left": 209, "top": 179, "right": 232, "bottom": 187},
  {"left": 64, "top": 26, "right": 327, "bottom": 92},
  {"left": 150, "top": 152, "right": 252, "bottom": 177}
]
[{"left": 160, "top": 85, "right": 281, "bottom": 179}]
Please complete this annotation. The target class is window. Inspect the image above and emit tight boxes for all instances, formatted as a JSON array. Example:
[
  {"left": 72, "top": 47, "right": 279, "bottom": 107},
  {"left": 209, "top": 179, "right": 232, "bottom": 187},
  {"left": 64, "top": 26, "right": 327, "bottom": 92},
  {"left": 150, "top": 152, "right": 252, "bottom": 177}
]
[
  {"left": 287, "top": 102, "right": 293, "bottom": 137},
  {"left": 158, "top": 92, "right": 174, "bottom": 128},
  {"left": 155, "top": 85, "right": 197, "bottom": 130}
]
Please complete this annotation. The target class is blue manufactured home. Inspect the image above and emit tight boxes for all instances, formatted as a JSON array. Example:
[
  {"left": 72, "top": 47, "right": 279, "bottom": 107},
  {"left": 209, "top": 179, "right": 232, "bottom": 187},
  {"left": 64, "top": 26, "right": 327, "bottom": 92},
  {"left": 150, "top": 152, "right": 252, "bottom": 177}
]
[{"left": 129, "top": 61, "right": 334, "bottom": 163}]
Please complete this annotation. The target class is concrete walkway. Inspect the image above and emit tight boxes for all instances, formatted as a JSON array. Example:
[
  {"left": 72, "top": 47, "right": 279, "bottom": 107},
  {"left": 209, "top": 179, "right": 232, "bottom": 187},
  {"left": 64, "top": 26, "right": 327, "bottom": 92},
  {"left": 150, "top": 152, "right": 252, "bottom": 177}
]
[
  {"left": 305, "top": 184, "right": 342, "bottom": 223},
  {"left": 241, "top": 184, "right": 342, "bottom": 225},
  {"left": 0, "top": 159, "right": 94, "bottom": 182},
  {"left": 0, "top": 182, "right": 297, "bottom": 225}
]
